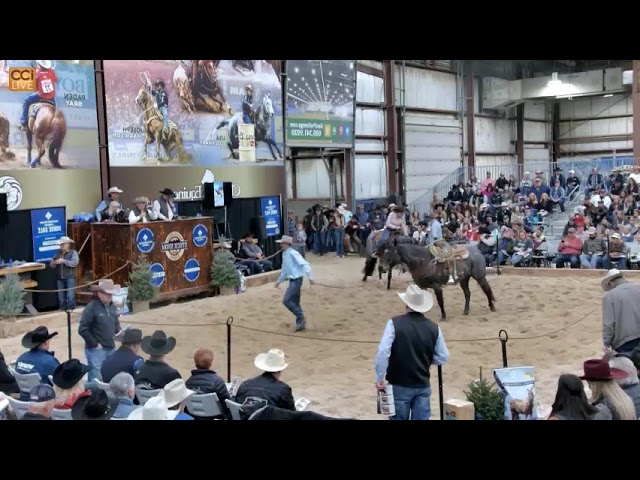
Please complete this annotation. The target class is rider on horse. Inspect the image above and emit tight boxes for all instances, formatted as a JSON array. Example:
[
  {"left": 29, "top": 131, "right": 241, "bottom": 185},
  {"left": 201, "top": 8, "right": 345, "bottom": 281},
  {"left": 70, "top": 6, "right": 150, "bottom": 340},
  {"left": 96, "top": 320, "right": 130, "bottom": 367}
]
[
  {"left": 150, "top": 79, "right": 169, "bottom": 141},
  {"left": 18, "top": 60, "right": 57, "bottom": 131},
  {"left": 372, "top": 204, "right": 405, "bottom": 258},
  {"left": 242, "top": 85, "right": 254, "bottom": 124}
]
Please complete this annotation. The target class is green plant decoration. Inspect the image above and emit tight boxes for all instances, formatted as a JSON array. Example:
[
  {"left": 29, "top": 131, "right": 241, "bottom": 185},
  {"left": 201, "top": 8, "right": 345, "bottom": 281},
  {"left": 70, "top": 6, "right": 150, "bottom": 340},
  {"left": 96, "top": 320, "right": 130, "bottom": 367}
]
[{"left": 211, "top": 251, "right": 240, "bottom": 289}]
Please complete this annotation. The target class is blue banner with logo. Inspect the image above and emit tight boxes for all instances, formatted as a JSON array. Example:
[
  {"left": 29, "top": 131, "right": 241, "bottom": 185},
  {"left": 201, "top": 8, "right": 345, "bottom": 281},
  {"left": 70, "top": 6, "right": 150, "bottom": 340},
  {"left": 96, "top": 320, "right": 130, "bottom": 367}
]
[
  {"left": 260, "top": 196, "right": 281, "bottom": 237},
  {"left": 31, "top": 207, "right": 66, "bottom": 262}
]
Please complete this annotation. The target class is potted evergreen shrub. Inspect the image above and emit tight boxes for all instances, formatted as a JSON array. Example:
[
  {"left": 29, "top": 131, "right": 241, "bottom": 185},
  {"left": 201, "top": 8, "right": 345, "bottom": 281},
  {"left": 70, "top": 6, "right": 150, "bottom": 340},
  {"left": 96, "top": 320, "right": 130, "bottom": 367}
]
[
  {"left": 464, "top": 377, "right": 505, "bottom": 420},
  {"left": 0, "top": 273, "right": 25, "bottom": 319},
  {"left": 211, "top": 251, "right": 240, "bottom": 295},
  {"left": 126, "top": 260, "right": 158, "bottom": 313}
]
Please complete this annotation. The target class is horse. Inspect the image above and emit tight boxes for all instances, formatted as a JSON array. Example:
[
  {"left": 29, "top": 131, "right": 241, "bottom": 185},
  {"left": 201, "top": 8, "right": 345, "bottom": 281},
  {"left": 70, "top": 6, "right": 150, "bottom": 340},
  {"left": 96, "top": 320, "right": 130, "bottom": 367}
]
[
  {"left": 134, "top": 84, "right": 187, "bottom": 163},
  {"left": 382, "top": 241, "right": 496, "bottom": 321},
  {"left": 362, "top": 229, "right": 414, "bottom": 290},
  {"left": 0, "top": 112, "right": 14, "bottom": 160},
  {"left": 25, "top": 102, "right": 66, "bottom": 168},
  {"left": 252, "top": 94, "right": 282, "bottom": 160},
  {"left": 189, "top": 61, "right": 232, "bottom": 114},
  {"left": 232, "top": 60, "right": 254, "bottom": 75},
  {"left": 510, "top": 389, "right": 534, "bottom": 420},
  {"left": 172, "top": 64, "right": 195, "bottom": 113},
  {"left": 264, "top": 60, "right": 282, "bottom": 84}
]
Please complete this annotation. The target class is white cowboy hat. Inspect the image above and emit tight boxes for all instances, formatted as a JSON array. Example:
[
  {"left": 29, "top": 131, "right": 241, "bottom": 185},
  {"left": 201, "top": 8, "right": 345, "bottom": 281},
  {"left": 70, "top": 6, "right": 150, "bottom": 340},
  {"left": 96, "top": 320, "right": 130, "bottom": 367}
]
[
  {"left": 36, "top": 60, "right": 53, "bottom": 69},
  {"left": 601, "top": 269, "right": 624, "bottom": 292},
  {"left": 254, "top": 349, "right": 289, "bottom": 372},
  {"left": 276, "top": 235, "right": 293, "bottom": 245},
  {"left": 337, "top": 206, "right": 346, "bottom": 214},
  {"left": 160, "top": 379, "right": 195, "bottom": 408},
  {"left": 388, "top": 203, "right": 396, "bottom": 209},
  {"left": 340, "top": 203, "right": 348, "bottom": 208},
  {"left": 59, "top": 236, "right": 74, "bottom": 245},
  {"left": 128, "top": 395, "right": 178, "bottom": 420},
  {"left": 107, "top": 186, "right": 123, "bottom": 194},
  {"left": 611, "top": 232, "right": 621, "bottom": 240},
  {"left": 221, "top": 242, "right": 232, "bottom": 249},
  {"left": 90, "top": 279, "right": 121, "bottom": 295},
  {"left": 398, "top": 284, "right": 433, "bottom": 313}
]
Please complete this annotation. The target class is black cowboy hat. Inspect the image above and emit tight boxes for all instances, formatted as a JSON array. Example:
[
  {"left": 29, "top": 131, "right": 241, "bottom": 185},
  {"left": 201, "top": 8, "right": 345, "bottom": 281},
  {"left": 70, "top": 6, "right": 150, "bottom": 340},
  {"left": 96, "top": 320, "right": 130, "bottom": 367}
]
[
  {"left": 71, "top": 389, "right": 118, "bottom": 421},
  {"left": 141, "top": 330, "right": 177, "bottom": 356},
  {"left": 22, "top": 326, "right": 58, "bottom": 349},
  {"left": 52, "top": 359, "right": 91, "bottom": 389},
  {"left": 155, "top": 79, "right": 165, "bottom": 86},
  {"left": 159, "top": 188, "right": 175, "bottom": 196}
]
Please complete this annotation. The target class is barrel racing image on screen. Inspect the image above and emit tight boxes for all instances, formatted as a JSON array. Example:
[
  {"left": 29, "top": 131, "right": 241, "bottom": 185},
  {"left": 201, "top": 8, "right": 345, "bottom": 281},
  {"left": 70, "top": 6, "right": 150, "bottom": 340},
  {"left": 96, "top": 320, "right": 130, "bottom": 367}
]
[
  {"left": 104, "top": 60, "right": 284, "bottom": 167},
  {"left": 0, "top": 60, "right": 99, "bottom": 170}
]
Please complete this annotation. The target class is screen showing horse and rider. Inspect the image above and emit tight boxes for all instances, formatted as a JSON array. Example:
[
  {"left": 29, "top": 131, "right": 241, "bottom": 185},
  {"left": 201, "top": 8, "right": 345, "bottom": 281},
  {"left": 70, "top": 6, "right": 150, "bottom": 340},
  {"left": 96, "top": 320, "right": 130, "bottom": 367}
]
[
  {"left": 103, "top": 60, "right": 284, "bottom": 167},
  {"left": 0, "top": 60, "right": 99, "bottom": 170}
]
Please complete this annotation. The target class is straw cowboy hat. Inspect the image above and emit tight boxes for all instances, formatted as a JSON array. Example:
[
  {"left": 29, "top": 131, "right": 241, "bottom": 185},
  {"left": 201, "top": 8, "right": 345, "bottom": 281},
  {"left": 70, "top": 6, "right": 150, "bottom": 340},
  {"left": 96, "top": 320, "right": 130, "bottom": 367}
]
[
  {"left": 52, "top": 359, "right": 91, "bottom": 389},
  {"left": 276, "top": 235, "right": 293, "bottom": 246},
  {"left": 587, "top": 226, "right": 597, "bottom": 235},
  {"left": 90, "top": 279, "right": 121, "bottom": 295},
  {"left": 128, "top": 395, "right": 178, "bottom": 420},
  {"left": 71, "top": 389, "right": 117, "bottom": 420},
  {"left": 133, "top": 196, "right": 149, "bottom": 205},
  {"left": 388, "top": 203, "right": 396, "bottom": 209},
  {"left": 601, "top": 269, "right": 624, "bottom": 292},
  {"left": 221, "top": 241, "right": 232, "bottom": 249},
  {"left": 22, "top": 326, "right": 58, "bottom": 349},
  {"left": 107, "top": 186, "right": 123, "bottom": 194},
  {"left": 397, "top": 284, "right": 433, "bottom": 313},
  {"left": 36, "top": 60, "right": 53, "bottom": 69},
  {"left": 160, "top": 379, "right": 195, "bottom": 408},
  {"left": 141, "top": 330, "right": 177, "bottom": 356},
  {"left": 59, "top": 236, "right": 74, "bottom": 245},
  {"left": 337, "top": 206, "right": 346, "bottom": 215},
  {"left": 254, "top": 349, "right": 289, "bottom": 372},
  {"left": 580, "top": 359, "right": 627, "bottom": 381},
  {"left": 245, "top": 84, "right": 254, "bottom": 92}
]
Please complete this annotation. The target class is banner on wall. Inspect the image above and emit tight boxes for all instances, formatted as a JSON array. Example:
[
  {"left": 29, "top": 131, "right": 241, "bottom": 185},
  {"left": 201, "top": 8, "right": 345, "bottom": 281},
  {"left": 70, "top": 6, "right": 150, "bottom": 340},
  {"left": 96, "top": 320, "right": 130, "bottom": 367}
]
[
  {"left": 30, "top": 206, "right": 66, "bottom": 262},
  {"left": 285, "top": 60, "right": 356, "bottom": 148},
  {"left": 103, "top": 60, "right": 283, "bottom": 167},
  {"left": 0, "top": 60, "right": 99, "bottom": 170},
  {"left": 260, "top": 196, "right": 281, "bottom": 237}
]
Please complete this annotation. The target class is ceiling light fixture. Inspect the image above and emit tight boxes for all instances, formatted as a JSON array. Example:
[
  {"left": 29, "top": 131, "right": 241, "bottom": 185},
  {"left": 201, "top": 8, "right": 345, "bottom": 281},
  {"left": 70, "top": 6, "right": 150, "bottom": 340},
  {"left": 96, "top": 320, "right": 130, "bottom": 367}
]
[{"left": 548, "top": 72, "right": 562, "bottom": 88}]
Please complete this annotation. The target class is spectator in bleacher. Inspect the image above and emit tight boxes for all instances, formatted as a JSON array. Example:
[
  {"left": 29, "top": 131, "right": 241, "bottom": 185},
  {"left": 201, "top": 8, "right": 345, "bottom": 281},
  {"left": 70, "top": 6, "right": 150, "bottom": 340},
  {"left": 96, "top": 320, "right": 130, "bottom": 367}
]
[
  {"left": 241, "top": 234, "right": 274, "bottom": 272},
  {"left": 484, "top": 214, "right": 498, "bottom": 232},
  {"left": 606, "top": 233, "right": 628, "bottom": 270},
  {"left": 21, "top": 384, "right": 56, "bottom": 420},
  {"left": 234, "top": 349, "right": 296, "bottom": 411},
  {"left": 413, "top": 224, "right": 427, "bottom": 244},
  {"left": 508, "top": 174, "right": 517, "bottom": 189},
  {"left": 523, "top": 207, "right": 538, "bottom": 233},
  {"left": 547, "top": 374, "right": 610, "bottom": 420},
  {"left": 427, "top": 212, "right": 442, "bottom": 242},
  {"left": 613, "top": 209, "right": 626, "bottom": 230},
  {"left": 110, "top": 372, "right": 138, "bottom": 419},
  {"left": 311, "top": 205, "right": 329, "bottom": 256},
  {"left": 497, "top": 227, "right": 514, "bottom": 266},
  {"left": 477, "top": 226, "right": 496, "bottom": 264},
  {"left": 580, "top": 227, "right": 607, "bottom": 269},
  {"left": 591, "top": 188, "right": 612, "bottom": 209},
  {"left": 15, "top": 326, "right": 60, "bottom": 397},
  {"left": 526, "top": 192, "right": 540, "bottom": 211},
  {"left": 0, "top": 349, "right": 18, "bottom": 397},
  {"left": 465, "top": 222, "right": 480, "bottom": 242},
  {"left": 580, "top": 359, "right": 636, "bottom": 420},
  {"left": 554, "top": 227, "right": 582, "bottom": 268},
  {"left": 606, "top": 354, "right": 640, "bottom": 419},
  {"left": 510, "top": 230, "right": 533, "bottom": 267},
  {"left": 624, "top": 196, "right": 637, "bottom": 217},
  {"left": 519, "top": 171, "right": 533, "bottom": 197},
  {"left": 100, "top": 327, "right": 144, "bottom": 383},
  {"left": 611, "top": 177, "right": 624, "bottom": 197},
  {"left": 52, "top": 359, "right": 91, "bottom": 409},
  {"left": 628, "top": 216, "right": 638, "bottom": 236},
  {"left": 481, "top": 171, "right": 494, "bottom": 193},
  {"left": 185, "top": 348, "right": 231, "bottom": 419},
  {"left": 162, "top": 379, "right": 195, "bottom": 420},
  {"left": 539, "top": 193, "right": 553, "bottom": 216},
  {"left": 135, "top": 330, "right": 181, "bottom": 390},
  {"left": 530, "top": 177, "right": 550, "bottom": 202},
  {"left": 601, "top": 269, "right": 640, "bottom": 354},
  {"left": 622, "top": 225, "right": 635, "bottom": 243},
  {"left": 535, "top": 170, "right": 546, "bottom": 185},
  {"left": 447, "top": 183, "right": 464, "bottom": 203},
  {"left": 469, "top": 173, "right": 480, "bottom": 189},
  {"left": 551, "top": 166, "right": 566, "bottom": 189},
  {"left": 549, "top": 180, "right": 566, "bottom": 213},
  {"left": 532, "top": 226, "right": 548, "bottom": 253},
  {"left": 451, "top": 228, "right": 468, "bottom": 245},
  {"left": 224, "top": 241, "right": 258, "bottom": 276},
  {"left": 586, "top": 168, "right": 604, "bottom": 195},
  {"left": 495, "top": 173, "right": 508, "bottom": 191},
  {"left": 566, "top": 169, "right": 581, "bottom": 201},
  {"left": 471, "top": 187, "right": 484, "bottom": 209},
  {"left": 629, "top": 165, "right": 640, "bottom": 185}
]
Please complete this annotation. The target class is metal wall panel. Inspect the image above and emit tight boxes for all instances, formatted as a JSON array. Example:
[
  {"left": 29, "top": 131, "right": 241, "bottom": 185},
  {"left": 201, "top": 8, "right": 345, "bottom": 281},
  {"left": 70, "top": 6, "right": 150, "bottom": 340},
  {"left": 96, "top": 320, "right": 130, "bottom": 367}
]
[
  {"left": 355, "top": 108, "right": 385, "bottom": 136},
  {"left": 525, "top": 101, "right": 547, "bottom": 120},
  {"left": 355, "top": 155, "right": 387, "bottom": 199},
  {"left": 295, "top": 159, "right": 331, "bottom": 199},
  {"left": 356, "top": 70, "right": 384, "bottom": 103},
  {"left": 395, "top": 66, "right": 457, "bottom": 110},
  {"left": 475, "top": 117, "right": 513, "bottom": 152}
]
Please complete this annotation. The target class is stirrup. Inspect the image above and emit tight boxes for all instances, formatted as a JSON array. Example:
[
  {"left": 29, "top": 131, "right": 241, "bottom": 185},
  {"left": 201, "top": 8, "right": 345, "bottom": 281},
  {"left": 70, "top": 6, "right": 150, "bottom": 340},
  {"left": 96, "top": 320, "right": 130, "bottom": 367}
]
[{"left": 447, "top": 275, "right": 455, "bottom": 285}]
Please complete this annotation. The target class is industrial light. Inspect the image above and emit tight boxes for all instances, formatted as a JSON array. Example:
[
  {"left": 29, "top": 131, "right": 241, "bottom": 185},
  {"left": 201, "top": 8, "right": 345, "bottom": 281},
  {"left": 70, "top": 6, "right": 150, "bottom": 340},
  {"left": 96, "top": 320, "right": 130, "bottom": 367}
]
[
  {"left": 548, "top": 72, "right": 562, "bottom": 87},
  {"left": 604, "top": 94, "right": 613, "bottom": 98},
  {"left": 294, "top": 67, "right": 299, "bottom": 73}
]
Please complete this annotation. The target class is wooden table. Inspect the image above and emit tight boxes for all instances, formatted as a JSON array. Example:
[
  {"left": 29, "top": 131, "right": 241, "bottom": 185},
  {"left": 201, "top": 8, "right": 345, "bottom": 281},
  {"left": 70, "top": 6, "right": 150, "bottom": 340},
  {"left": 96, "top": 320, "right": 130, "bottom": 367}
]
[{"left": 0, "top": 263, "right": 46, "bottom": 315}]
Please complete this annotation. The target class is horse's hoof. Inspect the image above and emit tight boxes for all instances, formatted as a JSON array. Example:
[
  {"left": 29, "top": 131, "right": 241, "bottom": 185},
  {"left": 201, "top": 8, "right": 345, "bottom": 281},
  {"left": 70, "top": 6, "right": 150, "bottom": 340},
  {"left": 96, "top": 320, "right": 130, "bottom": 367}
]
[
  {"left": 463, "top": 310, "right": 469, "bottom": 316},
  {"left": 440, "top": 317, "right": 448, "bottom": 322},
  {"left": 490, "top": 306, "right": 497, "bottom": 312}
]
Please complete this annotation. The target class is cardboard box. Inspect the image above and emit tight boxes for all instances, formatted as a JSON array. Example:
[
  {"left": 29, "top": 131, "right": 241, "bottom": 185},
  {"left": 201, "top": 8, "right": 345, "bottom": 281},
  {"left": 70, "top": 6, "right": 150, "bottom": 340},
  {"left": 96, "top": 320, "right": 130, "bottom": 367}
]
[{"left": 444, "top": 399, "right": 475, "bottom": 420}]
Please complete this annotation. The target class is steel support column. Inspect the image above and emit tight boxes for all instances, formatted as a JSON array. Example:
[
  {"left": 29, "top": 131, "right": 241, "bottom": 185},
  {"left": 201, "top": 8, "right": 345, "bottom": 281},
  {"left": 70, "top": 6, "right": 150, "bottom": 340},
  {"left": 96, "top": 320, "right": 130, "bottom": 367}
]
[
  {"left": 516, "top": 103, "right": 524, "bottom": 168},
  {"left": 552, "top": 102, "right": 560, "bottom": 163},
  {"left": 94, "top": 60, "right": 110, "bottom": 194},
  {"left": 464, "top": 72, "right": 475, "bottom": 168},
  {"left": 384, "top": 60, "right": 398, "bottom": 194},
  {"left": 633, "top": 60, "right": 640, "bottom": 164}
]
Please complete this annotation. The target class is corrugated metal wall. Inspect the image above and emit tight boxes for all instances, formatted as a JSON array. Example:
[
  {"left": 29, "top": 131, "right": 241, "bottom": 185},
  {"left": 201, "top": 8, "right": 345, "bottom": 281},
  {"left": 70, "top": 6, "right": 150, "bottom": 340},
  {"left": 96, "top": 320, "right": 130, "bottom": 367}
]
[
  {"left": 398, "top": 66, "right": 462, "bottom": 204},
  {"left": 523, "top": 102, "right": 551, "bottom": 171}
]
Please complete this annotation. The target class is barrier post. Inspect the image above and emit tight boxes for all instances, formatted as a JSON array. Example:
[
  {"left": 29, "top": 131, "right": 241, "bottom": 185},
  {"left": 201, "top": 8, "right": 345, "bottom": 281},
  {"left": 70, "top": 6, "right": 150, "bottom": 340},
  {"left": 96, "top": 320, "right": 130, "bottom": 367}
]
[
  {"left": 437, "top": 365, "right": 444, "bottom": 420},
  {"left": 499, "top": 329, "right": 509, "bottom": 368},
  {"left": 66, "top": 310, "right": 72, "bottom": 360},
  {"left": 226, "top": 316, "right": 233, "bottom": 382}
]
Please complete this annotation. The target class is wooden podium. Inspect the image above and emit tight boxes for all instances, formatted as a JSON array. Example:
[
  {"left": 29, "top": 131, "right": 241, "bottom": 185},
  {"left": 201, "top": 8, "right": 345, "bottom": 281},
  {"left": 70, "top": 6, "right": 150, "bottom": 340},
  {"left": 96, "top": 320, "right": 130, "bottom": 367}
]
[{"left": 91, "top": 217, "right": 214, "bottom": 301}]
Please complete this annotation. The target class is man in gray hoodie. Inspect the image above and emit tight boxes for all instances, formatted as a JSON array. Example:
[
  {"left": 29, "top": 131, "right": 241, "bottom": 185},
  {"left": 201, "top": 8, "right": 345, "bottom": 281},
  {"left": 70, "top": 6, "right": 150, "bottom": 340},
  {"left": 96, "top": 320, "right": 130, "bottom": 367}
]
[{"left": 602, "top": 269, "right": 640, "bottom": 354}]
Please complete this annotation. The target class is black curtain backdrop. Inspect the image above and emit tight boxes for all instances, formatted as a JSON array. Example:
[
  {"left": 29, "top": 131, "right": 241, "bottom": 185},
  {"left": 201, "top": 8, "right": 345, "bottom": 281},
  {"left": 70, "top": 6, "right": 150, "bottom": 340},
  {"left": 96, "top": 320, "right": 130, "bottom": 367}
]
[{"left": 0, "top": 210, "right": 59, "bottom": 311}]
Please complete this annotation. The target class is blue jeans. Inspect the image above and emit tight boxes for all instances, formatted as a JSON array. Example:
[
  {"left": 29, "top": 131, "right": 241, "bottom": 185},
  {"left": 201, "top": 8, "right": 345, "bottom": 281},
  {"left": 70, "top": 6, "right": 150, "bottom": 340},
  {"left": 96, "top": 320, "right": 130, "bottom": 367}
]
[
  {"left": 57, "top": 278, "right": 76, "bottom": 310},
  {"left": 282, "top": 277, "right": 305, "bottom": 328},
  {"left": 579, "top": 254, "right": 600, "bottom": 269},
  {"left": 553, "top": 254, "right": 579, "bottom": 268},
  {"left": 21, "top": 93, "right": 55, "bottom": 125},
  {"left": 617, "top": 338, "right": 640, "bottom": 354},
  {"left": 313, "top": 231, "right": 325, "bottom": 254},
  {"left": 511, "top": 253, "right": 527, "bottom": 266},
  {"left": 498, "top": 251, "right": 508, "bottom": 265},
  {"left": 375, "top": 228, "right": 392, "bottom": 252},
  {"left": 85, "top": 347, "right": 113, "bottom": 382},
  {"left": 605, "top": 257, "right": 627, "bottom": 270},
  {"left": 390, "top": 385, "right": 432, "bottom": 420},
  {"left": 159, "top": 106, "right": 169, "bottom": 130},
  {"left": 333, "top": 228, "right": 345, "bottom": 256},
  {"left": 243, "top": 113, "right": 252, "bottom": 124}
]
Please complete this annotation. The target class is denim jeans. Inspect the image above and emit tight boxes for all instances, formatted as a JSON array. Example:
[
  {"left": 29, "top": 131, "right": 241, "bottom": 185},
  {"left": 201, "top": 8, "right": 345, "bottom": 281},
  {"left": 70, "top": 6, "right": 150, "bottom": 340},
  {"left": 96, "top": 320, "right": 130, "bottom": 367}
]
[
  {"left": 390, "top": 385, "right": 432, "bottom": 420},
  {"left": 21, "top": 93, "right": 55, "bottom": 125},
  {"left": 159, "top": 106, "right": 169, "bottom": 130},
  {"left": 554, "top": 254, "right": 579, "bottom": 268},
  {"left": 282, "top": 277, "right": 305, "bottom": 328},
  {"left": 312, "top": 231, "right": 324, "bottom": 254},
  {"left": 375, "top": 227, "right": 392, "bottom": 251},
  {"left": 243, "top": 113, "right": 252, "bottom": 124},
  {"left": 511, "top": 253, "right": 527, "bottom": 266},
  {"left": 579, "top": 254, "right": 600, "bottom": 269},
  {"left": 85, "top": 347, "right": 113, "bottom": 382},
  {"left": 259, "top": 259, "right": 273, "bottom": 272},
  {"left": 605, "top": 257, "right": 627, "bottom": 270},
  {"left": 616, "top": 338, "right": 640, "bottom": 354},
  {"left": 57, "top": 278, "right": 76, "bottom": 310},
  {"left": 333, "top": 228, "right": 345, "bottom": 257},
  {"left": 497, "top": 251, "right": 509, "bottom": 265}
]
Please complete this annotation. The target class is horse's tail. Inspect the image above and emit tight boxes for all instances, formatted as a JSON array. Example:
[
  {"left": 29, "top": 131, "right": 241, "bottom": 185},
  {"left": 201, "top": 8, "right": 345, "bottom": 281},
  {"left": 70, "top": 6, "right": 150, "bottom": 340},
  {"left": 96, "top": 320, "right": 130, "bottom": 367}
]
[
  {"left": 362, "top": 256, "right": 378, "bottom": 278},
  {"left": 48, "top": 110, "right": 66, "bottom": 168}
]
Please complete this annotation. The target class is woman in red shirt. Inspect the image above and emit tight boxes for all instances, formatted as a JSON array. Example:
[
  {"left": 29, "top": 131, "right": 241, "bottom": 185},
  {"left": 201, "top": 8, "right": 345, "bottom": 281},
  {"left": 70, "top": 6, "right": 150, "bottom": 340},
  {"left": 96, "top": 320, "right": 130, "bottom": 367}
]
[{"left": 52, "top": 359, "right": 91, "bottom": 409}]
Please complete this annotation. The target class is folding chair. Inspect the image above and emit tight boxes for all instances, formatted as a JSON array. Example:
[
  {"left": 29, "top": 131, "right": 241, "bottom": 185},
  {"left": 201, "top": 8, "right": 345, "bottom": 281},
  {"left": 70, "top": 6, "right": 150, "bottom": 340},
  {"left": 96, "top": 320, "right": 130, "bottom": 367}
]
[
  {"left": 225, "top": 399, "right": 244, "bottom": 420},
  {"left": 186, "top": 393, "right": 223, "bottom": 419},
  {"left": 51, "top": 408, "right": 73, "bottom": 420},
  {"left": 135, "top": 388, "right": 161, "bottom": 405},
  {"left": 11, "top": 369, "right": 42, "bottom": 396},
  {"left": 6, "top": 396, "right": 30, "bottom": 419}
]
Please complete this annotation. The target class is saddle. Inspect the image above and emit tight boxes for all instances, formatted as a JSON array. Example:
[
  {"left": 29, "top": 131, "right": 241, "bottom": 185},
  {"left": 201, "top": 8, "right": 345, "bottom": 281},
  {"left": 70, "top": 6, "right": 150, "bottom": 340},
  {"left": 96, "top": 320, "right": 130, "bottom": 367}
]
[
  {"left": 29, "top": 101, "right": 55, "bottom": 118},
  {"left": 429, "top": 240, "right": 469, "bottom": 263}
]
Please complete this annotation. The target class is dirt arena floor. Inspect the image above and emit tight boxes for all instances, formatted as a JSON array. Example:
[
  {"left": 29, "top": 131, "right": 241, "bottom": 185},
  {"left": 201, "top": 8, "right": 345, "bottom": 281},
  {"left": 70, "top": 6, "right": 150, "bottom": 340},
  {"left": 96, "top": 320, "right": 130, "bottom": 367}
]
[{"left": 0, "top": 255, "right": 621, "bottom": 420}]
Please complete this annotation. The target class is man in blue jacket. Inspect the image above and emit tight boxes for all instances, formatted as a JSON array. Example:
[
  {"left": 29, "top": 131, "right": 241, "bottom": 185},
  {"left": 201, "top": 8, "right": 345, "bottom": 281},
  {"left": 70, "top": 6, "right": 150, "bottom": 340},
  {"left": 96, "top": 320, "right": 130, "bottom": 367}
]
[
  {"left": 100, "top": 328, "right": 144, "bottom": 383},
  {"left": 15, "top": 326, "right": 60, "bottom": 399}
]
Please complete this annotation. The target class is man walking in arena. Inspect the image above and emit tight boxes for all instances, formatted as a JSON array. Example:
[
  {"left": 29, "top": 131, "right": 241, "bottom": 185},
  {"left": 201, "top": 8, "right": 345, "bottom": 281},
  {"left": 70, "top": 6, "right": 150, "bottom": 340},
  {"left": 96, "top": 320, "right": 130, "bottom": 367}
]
[{"left": 601, "top": 269, "right": 640, "bottom": 354}]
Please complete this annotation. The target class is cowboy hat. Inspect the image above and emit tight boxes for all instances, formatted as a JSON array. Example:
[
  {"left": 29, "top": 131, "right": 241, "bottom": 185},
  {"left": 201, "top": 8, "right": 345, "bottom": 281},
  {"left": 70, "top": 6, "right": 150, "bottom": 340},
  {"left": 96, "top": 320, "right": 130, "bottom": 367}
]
[
  {"left": 160, "top": 379, "right": 195, "bottom": 408},
  {"left": 107, "top": 186, "right": 123, "bottom": 194},
  {"left": 397, "top": 284, "right": 433, "bottom": 313},
  {"left": 254, "top": 349, "right": 289, "bottom": 372},
  {"left": 392, "top": 205, "right": 404, "bottom": 212},
  {"left": 36, "top": 60, "right": 53, "bottom": 69},
  {"left": 611, "top": 232, "right": 621, "bottom": 240},
  {"left": 580, "top": 359, "right": 627, "bottom": 381},
  {"left": 159, "top": 188, "right": 176, "bottom": 196},
  {"left": 601, "top": 269, "right": 624, "bottom": 291},
  {"left": 71, "top": 389, "right": 117, "bottom": 420},
  {"left": 90, "top": 279, "right": 121, "bottom": 295},
  {"left": 22, "top": 326, "right": 58, "bottom": 349},
  {"left": 221, "top": 241, "right": 232, "bottom": 249},
  {"left": 387, "top": 203, "right": 396, "bottom": 209},
  {"left": 276, "top": 235, "right": 294, "bottom": 245},
  {"left": 52, "top": 359, "right": 91, "bottom": 389},
  {"left": 245, "top": 84, "right": 254, "bottom": 91},
  {"left": 337, "top": 206, "right": 346, "bottom": 214},
  {"left": 133, "top": 196, "right": 149, "bottom": 204},
  {"left": 587, "top": 226, "right": 597, "bottom": 235},
  {"left": 141, "top": 330, "right": 177, "bottom": 356},
  {"left": 58, "top": 236, "right": 74, "bottom": 245},
  {"left": 115, "top": 327, "right": 142, "bottom": 344},
  {"left": 128, "top": 395, "right": 178, "bottom": 420}
]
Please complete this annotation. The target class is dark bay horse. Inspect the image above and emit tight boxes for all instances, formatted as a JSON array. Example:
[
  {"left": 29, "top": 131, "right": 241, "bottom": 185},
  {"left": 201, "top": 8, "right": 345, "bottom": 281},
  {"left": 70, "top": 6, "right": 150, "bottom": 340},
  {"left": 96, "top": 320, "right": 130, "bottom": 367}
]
[
  {"left": 383, "top": 243, "right": 496, "bottom": 321},
  {"left": 27, "top": 103, "right": 66, "bottom": 168},
  {"left": 362, "top": 229, "right": 414, "bottom": 289}
]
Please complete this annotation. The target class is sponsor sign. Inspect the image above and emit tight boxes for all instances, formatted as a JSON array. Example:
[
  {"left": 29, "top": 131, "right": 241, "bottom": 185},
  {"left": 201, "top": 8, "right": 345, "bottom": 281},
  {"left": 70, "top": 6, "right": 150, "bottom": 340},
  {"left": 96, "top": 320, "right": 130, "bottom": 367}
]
[
  {"left": 149, "top": 262, "right": 166, "bottom": 287},
  {"left": 161, "top": 231, "right": 188, "bottom": 261},
  {"left": 136, "top": 227, "right": 155, "bottom": 253},
  {"left": 184, "top": 258, "right": 200, "bottom": 282},
  {"left": 192, "top": 224, "right": 208, "bottom": 247},
  {"left": 30, "top": 207, "right": 66, "bottom": 262},
  {"left": 260, "top": 196, "right": 281, "bottom": 237}
]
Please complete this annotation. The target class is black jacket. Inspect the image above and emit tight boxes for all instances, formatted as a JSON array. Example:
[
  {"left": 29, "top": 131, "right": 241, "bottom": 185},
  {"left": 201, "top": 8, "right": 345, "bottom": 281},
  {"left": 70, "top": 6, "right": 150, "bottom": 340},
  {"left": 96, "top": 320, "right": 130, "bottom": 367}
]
[
  {"left": 100, "top": 346, "right": 144, "bottom": 383},
  {"left": 0, "top": 351, "right": 19, "bottom": 395},
  {"left": 21, "top": 412, "right": 51, "bottom": 420},
  {"left": 135, "top": 359, "right": 181, "bottom": 390},
  {"left": 234, "top": 372, "right": 295, "bottom": 411},
  {"left": 78, "top": 299, "right": 121, "bottom": 349},
  {"left": 185, "top": 369, "right": 232, "bottom": 419}
]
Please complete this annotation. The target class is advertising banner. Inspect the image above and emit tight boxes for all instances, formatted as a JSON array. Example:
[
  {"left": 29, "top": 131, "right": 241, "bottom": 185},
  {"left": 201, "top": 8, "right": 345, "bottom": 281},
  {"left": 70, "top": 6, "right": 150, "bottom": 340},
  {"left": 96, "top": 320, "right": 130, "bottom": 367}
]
[
  {"left": 103, "top": 60, "right": 283, "bottom": 167},
  {"left": 30, "top": 206, "right": 66, "bottom": 262},
  {"left": 260, "top": 195, "right": 281, "bottom": 237},
  {"left": 285, "top": 60, "right": 356, "bottom": 148}
]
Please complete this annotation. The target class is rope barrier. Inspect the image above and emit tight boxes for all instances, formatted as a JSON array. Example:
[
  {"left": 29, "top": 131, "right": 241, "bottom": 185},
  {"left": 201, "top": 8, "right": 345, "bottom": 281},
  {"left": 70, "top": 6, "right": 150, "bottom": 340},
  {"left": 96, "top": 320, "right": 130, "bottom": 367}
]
[{"left": 21, "top": 262, "right": 130, "bottom": 293}]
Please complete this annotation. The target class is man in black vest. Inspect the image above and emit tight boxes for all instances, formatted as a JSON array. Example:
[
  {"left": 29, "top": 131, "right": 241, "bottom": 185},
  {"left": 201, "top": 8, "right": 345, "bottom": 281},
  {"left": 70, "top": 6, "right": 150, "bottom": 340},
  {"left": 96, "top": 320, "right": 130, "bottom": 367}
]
[
  {"left": 153, "top": 188, "right": 176, "bottom": 221},
  {"left": 374, "top": 284, "right": 449, "bottom": 420},
  {"left": 100, "top": 328, "right": 144, "bottom": 383}
]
